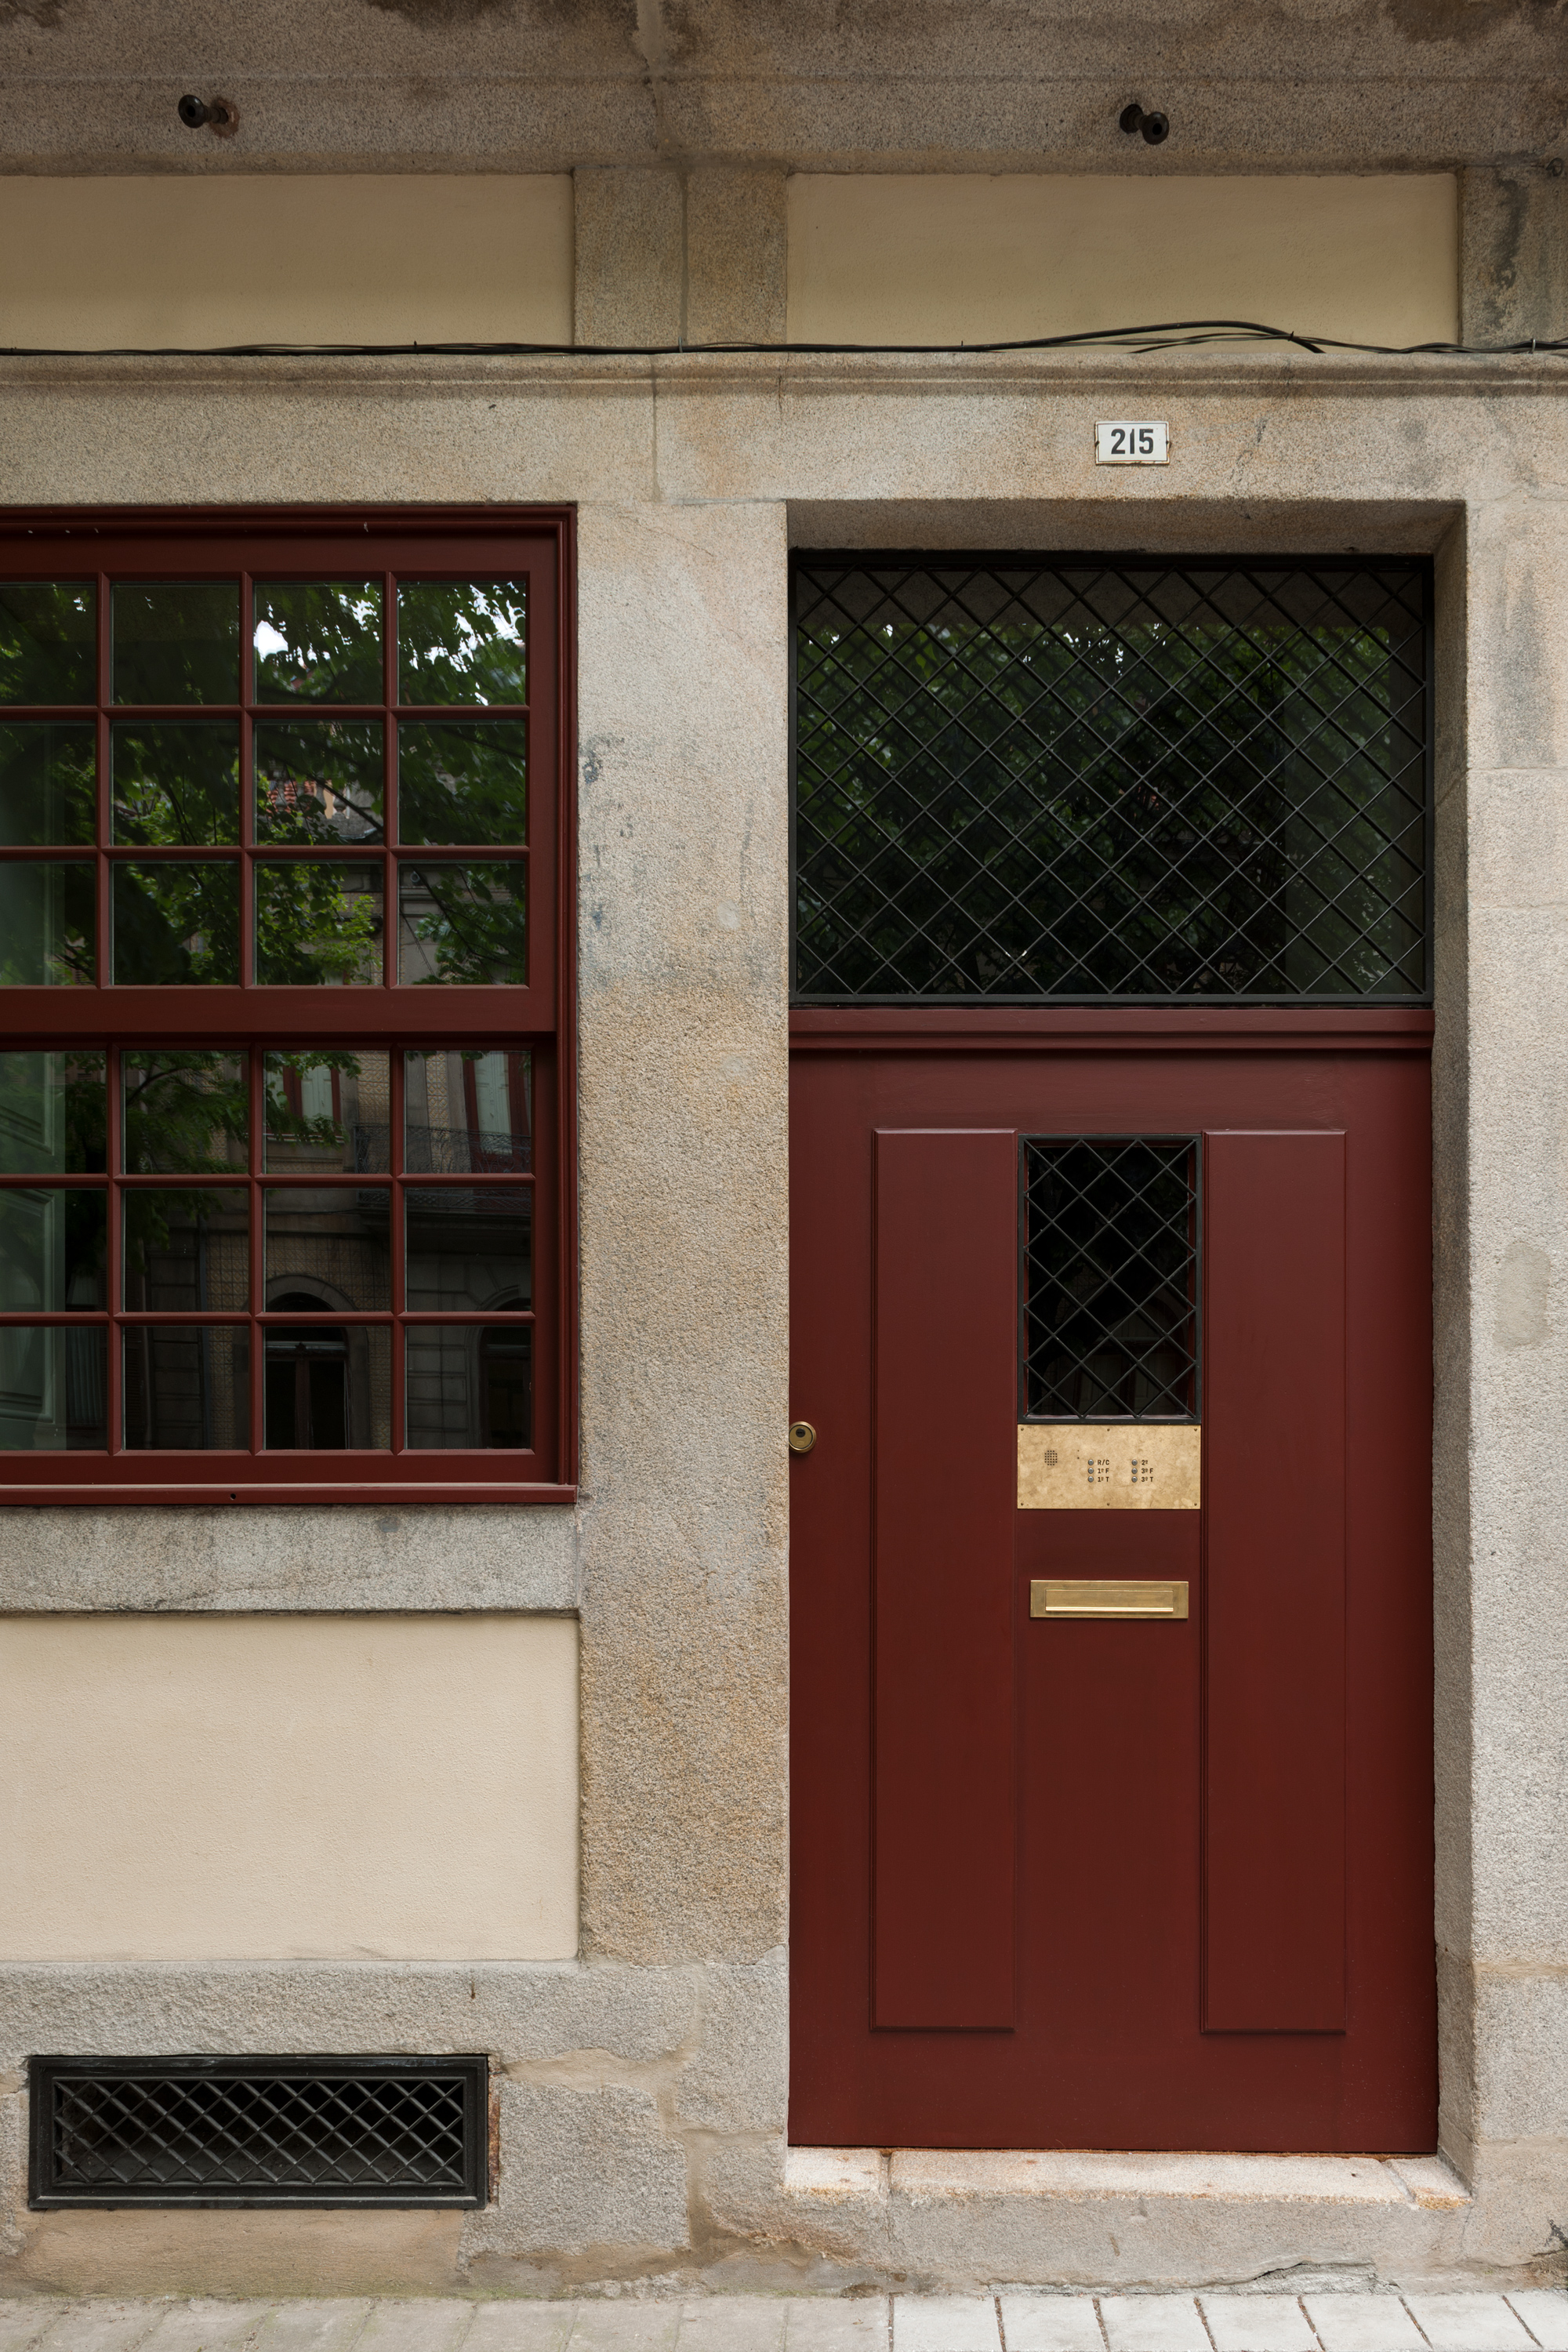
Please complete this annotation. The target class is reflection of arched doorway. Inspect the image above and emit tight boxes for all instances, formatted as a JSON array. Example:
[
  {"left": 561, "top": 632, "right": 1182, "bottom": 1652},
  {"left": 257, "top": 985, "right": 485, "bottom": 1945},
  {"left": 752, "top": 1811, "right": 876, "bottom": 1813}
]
[
  {"left": 478, "top": 1324, "right": 530, "bottom": 1447},
  {"left": 265, "top": 1294, "right": 349, "bottom": 1449}
]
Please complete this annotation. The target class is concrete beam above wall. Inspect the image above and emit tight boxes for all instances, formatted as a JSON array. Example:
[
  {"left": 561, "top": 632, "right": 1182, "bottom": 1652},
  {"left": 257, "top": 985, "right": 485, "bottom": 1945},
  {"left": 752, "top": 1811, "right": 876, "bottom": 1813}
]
[{"left": 0, "top": 2, "right": 1557, "bottom": 176}]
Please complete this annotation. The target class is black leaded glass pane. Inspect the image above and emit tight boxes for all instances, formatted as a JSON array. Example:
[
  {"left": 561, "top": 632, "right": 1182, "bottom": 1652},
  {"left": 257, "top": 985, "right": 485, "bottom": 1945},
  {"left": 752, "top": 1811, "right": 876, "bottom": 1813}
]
[
  {"left": 794, "top": 561, "right": 1428, "bottom": 1001},
  {"left": 1023, "top": 1138, "right": 1199, "bottom": 1421}
]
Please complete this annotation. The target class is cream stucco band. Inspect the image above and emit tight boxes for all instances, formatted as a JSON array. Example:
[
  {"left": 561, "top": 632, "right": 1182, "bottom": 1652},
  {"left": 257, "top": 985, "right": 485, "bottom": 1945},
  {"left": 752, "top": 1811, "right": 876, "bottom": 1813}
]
[
  {"left": 0, "top": 1613, "right": 579, "bottom": 1962},
  {"left": 0, "top": 171, "right": 1457, "bottom": 350}
]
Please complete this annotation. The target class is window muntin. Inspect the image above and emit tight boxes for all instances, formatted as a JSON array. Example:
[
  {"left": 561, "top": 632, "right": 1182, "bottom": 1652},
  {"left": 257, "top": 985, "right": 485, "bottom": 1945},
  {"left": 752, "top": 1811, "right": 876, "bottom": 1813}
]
[
  {"left": 0, "top": 512, "right": 572, "bottom": 1498},
  {"left": 793, "top": 558, "right": 1430, "bottom": 1004}
]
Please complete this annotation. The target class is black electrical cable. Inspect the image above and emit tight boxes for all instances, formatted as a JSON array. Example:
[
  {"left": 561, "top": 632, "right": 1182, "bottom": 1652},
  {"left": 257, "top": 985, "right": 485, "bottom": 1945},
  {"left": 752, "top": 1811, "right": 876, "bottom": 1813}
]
[{"left": 0, "top": 320, "right": 1560, "bottom": 360}]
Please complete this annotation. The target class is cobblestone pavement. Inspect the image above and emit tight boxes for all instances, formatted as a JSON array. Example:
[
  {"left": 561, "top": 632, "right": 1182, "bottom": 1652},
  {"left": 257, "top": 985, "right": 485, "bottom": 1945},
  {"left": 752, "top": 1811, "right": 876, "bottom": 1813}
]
[{"left": 0, "top": 2292, "right": 1561, "bottom": 2352}]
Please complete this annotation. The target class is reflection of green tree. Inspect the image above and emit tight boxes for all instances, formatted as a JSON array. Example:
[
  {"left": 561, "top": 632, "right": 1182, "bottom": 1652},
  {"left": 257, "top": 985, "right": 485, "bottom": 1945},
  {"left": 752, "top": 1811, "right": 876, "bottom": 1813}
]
[
  {"left": 3, "top": 577, "right": 534, "bottom": 989},
  {"left": 257, "top": 864, "right": 380, "bottom": 984},
  {"left": 112, "top": 723, "right": 239, "bottom": 846},
  {"left": 405, "top": 864, "right": 528, "bottom": 984},
  {"left": 113, "top": 862, "right": 238, "bottom": 985},
  {"left": 113, "top": 583, "right": 239, "bottom": 706},
  {"left": 399, "top": 722, "right": 527, "bottom": 845},
  {"left": 795, "top": 573, "right": 1425, "bottom": 998},
  {"left": 255, "top": 585, "right": 382, "bottom": 703},
  {"left": 398, "top": 584, "right": 527, "bottom": 705},
  {"left": 0, "top": 583, "right": 96, "bottom": 705}
]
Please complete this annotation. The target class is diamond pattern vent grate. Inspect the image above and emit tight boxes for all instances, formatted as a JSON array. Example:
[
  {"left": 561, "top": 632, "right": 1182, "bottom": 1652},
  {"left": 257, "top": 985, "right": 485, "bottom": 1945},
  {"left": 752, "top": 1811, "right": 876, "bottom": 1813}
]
[
  {"left": 1022, "top": 1138, "right": 1200, "bottom": 1422},
  {"left": 794, "top": 560, "right": 1429, "bottom": 1001},
  {"left": 30, "top": 2057, "right": 487, "bottom": 2207}
]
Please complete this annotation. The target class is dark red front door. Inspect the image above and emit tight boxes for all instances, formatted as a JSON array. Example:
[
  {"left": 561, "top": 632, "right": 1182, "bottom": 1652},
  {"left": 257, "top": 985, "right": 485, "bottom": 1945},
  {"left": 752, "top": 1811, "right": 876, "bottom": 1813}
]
[{"left": 789, "top": 1007, "right": 1436, "bottom": 2153}]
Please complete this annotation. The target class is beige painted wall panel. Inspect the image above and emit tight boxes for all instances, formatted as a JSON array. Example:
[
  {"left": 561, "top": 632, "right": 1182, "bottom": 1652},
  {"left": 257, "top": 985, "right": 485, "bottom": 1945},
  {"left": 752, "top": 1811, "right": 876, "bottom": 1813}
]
[
  {"left": 787, "top": 174, "right": 1458, "bottom": 349},
  {"left": 0, "top": 1613, "right": 578, "bottom": 1959},
  {"left": 0, "top": 176, "right": 573, "bottom": 348}
]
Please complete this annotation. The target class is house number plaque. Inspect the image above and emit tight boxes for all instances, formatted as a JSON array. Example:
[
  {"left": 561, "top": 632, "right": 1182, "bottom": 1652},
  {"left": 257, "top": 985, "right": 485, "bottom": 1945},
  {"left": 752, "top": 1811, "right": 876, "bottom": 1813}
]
[{"left": 1017, "top": 1422, "right": 1201, "bottom": 1509}]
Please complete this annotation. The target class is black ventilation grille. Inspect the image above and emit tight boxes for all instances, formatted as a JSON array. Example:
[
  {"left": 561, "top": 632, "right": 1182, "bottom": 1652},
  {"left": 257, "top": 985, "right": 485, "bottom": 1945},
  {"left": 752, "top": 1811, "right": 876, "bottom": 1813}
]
[
  {"left": 794, "top": 557, "right": 1430, "bottom": 1003},
  {"left": 1022, "top": 1137, "right": 1200, "bottom": 1422},
  {"left": 29, "top": 2056, "right": 488, "bottom": 2208}
]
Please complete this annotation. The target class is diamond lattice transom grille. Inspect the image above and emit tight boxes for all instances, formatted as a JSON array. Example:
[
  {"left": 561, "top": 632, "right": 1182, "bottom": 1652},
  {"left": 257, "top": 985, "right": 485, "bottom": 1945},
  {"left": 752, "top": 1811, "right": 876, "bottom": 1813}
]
[
  {"left": 794, "top": 561, "right": 1428, "bottom": 1001},
  {"left": 30, "top": 2057, "right": 487, "bottom": 2206},
  {"left": 1022, "top": 1138, "right": 1200, "bottom": 1422}
]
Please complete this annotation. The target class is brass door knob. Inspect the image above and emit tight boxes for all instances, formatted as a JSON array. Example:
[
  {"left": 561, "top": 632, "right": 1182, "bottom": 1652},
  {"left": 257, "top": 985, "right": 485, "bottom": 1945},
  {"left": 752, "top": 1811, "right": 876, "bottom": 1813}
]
[{"left": 788, "top": 1421, "right": 817, "bottom": 1455}]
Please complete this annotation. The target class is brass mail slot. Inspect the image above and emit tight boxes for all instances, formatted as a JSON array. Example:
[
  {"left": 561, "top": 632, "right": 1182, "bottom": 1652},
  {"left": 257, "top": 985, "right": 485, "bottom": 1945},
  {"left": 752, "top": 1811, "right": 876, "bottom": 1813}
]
[{"left": 1030, "top": 1578, "right": 1189, "bottom": 1621}]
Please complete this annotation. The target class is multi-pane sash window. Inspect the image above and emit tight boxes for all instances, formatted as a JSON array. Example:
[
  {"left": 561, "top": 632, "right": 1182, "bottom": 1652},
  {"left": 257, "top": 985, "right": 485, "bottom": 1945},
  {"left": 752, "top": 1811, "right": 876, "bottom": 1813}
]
[{"left": 0, "top": 510, "right": 574, "bottom": 1501}]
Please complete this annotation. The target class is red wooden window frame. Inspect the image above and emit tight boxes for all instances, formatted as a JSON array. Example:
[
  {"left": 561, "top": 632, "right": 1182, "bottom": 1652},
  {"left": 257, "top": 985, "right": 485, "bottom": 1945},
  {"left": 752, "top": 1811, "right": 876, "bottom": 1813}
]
[{"left": 0, "top": 506, "right": 577, "bottom": 1505}]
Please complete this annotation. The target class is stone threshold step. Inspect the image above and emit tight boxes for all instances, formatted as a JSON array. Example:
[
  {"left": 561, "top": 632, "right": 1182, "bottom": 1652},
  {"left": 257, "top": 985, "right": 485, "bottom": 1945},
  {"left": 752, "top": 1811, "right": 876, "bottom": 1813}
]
[{"left": 784, "top": 2151, "right": 1470, "bottom": 2214}]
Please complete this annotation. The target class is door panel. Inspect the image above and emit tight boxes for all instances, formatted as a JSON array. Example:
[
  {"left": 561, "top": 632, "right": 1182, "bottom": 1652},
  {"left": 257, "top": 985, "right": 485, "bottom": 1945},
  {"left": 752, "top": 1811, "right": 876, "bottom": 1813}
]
[
  {"left": 789, "top": 1025, "right": 1435, "bottom": 2152},
  {"left": 873, "top": 1128, "right": 1018, "bottom": 2028},
  {"left": 1203, "top": 1130, "right": 1347, "bottom": 2032}
]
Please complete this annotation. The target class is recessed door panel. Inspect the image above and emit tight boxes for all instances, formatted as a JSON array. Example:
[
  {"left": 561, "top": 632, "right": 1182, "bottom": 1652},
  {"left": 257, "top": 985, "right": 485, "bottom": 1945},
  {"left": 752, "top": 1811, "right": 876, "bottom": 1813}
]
[
  {"left": 872, "top": 1127, "right": 1017, "bottom": 2027},
  {"left": 1203, "top": 1129, "right": 1347, "bottom": 2032}
]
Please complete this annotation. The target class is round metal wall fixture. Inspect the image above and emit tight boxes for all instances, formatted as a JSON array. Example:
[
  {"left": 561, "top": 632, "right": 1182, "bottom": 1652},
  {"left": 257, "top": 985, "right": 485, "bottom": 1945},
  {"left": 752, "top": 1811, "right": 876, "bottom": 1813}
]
[
  {"left": 177, "top": 94, "right": 238, "bottom": 136},
  {"left": 1120, "top": 103, "right": 1170, "bottom": 144}
]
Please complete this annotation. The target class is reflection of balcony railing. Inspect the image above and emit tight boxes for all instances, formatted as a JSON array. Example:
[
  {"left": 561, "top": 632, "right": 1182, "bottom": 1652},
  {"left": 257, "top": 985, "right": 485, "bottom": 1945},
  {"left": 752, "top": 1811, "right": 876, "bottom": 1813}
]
[
  {"left": 401, "top": 1124, "right": 532, "bottom": 1174},
  {"left": 263, "top": 1121, "right": 532, "bottom": 1174}
]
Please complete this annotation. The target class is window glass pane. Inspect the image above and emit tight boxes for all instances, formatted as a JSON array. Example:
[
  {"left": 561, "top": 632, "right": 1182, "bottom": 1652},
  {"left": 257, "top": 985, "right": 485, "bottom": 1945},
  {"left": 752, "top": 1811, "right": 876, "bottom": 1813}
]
[
  {"left": 397, "top": 720, "right": 526, "bottom": 846},
  {"left": 263, "top": 1323, "right": 390, "bottom": 1449},
  {"left": 264, "top": 1051, "right": 391, "bottom": 1173},
  {"left": 111, "top": 861, "right": 239, "bottom": 985},
  {"left": 123, "top": 1325, "right": 249, "bottom": 1449},
  {"left": 256, "top": 720, "right": 384, "bottom": 844},
  {"left": 0, "top": 1323, "right": 106, "bottom": 1448},
  {"left": 405, "top": 1048, "right": 532, "bottom": 1172},
  {"left": 0, "top": 858, "right": 95, "bottom": 985},
  {"left": 397, "top": 582, "right": 526, "bottom": 705},
  {"left": 406, "top": 1187, "right": 531, "bottom": 1312},
  {"left": 111, "top": 723, "right": 241, "bottom": 845},
  {"left": 255, "top": 861, "right": 383, "bottom": 985},
  {"left": 253, "top": 583, "right": 383, "bottom": 703},
  {"left": 0, "top": 722, "right": 96, "bottom": 844},
  {"left": 397, "top": 861, "right": 526, "bottom": 985},
  {"left": 0, "top": 1186, "right": 106, "bottom": 1310},
  {"left": 264, "top": 1186, "right": 391, "bottom": 1311},
  {"left": 405, "top": 1323, "right": 530, "bottom": 1449},
  {"left": 113, "top": 583, "right": 240, "bottom": 706},
  {"left": 124, "top": 1188, "right": 249, "bottom": 1311},
  {"left": 0, "top": 1051, "right": 107, "bottom": 1174},
  {"left": 122, "top": 1051, "right": 249, "bottom": 1174},
  {"left": 0, "top": 583, "right": 96, "bottom": 706}
]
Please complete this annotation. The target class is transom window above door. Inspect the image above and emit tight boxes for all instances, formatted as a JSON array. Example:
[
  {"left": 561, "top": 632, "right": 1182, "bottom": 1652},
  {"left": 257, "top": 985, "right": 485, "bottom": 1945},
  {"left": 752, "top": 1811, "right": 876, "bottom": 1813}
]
[
  {"left": 793, "top": 557, "right": 1430, "bottom": 1003},
  {"left": 0, "top": 509, "right": 574, "bottom": 1504}
]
